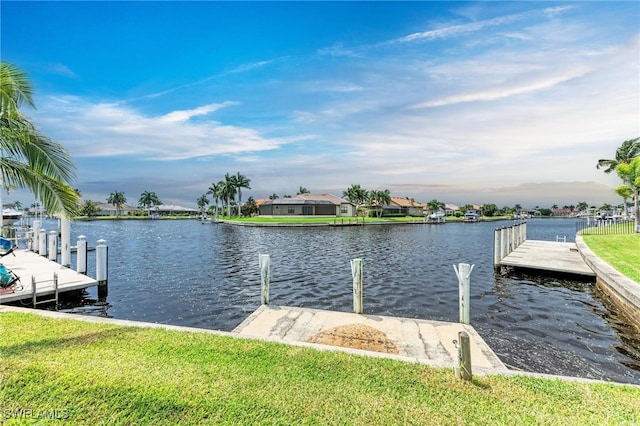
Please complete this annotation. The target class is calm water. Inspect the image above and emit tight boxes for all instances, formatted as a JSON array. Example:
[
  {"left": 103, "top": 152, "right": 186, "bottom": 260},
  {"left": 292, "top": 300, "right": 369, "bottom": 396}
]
[{"left": 38, "top": 218, "right": 640, "bottom": 384}]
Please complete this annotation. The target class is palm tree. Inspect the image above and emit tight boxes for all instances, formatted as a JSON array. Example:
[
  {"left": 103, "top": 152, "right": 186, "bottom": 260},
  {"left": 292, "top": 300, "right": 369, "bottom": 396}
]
[
  {"left": 597, "top": 137, "right": 640, "bottom": 174},
  {"left": 138, "top": 190, "right": 161, "bottom": 217},
  {"left": 221, "top": 173, "right": 235, "bottom": 217},
  {"left": 368, "top": 189, "right": 391, "bottom": 218},
  {"left": 197, "top": 194, "right": 209, "bottom": 219},
  {"left": 297, "top": 186, "right": 310, "bottom": 195},
  {"left": 107, "top": 191, "right": 127, "bottom": 218},
  {"left": 615, "top": 185, "right": 632, "bottom": 218},
  {"left": 233, "top": 172, "right": 251, "bottom": 216},
  {"left": 269, "top": 193, "right": 279, "bottom": 200},
  {"left": 616, "top": 157, "right": 640, "bottom": 232},
  {"left": 0, "top": 62, "right": 80, "bottom": 218},
  {"left": 207, "top": 181, "right": 222, "bottom": 220},
  {"left": 343, "top": 184, "right": 368, "bottom": 217},
  {"left": 81, "top": 199, "right": 100, "bottom": 217}
]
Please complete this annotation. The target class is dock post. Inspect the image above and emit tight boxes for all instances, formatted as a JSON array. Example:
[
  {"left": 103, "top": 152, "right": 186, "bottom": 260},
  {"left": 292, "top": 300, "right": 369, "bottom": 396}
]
[
  {"left": 259, "top": 254, "right": 270, "bottom": 305},
  {"left": 351, "top": 258, "right": 363, "bottom": 314},
  {"left": 96, "top": 239, "right": 108, "bottom": 299},
  {"left": 39, "top": 228, "right": 47, "bottom": 257},
  {"left": 454, "top": 331, "right": 473, "bottom": 381},
  {"left": 453, "top": 263, "right": 474, "bottom": 324},
  {"left": 53, "top": 272, "right": 59, "bottom": 310},
  {"left": 32, "top": 220, "right": 41, "bottom": 252},
  {"left": 48, "top": 230, "right": 57, "bottom": 262},
  {"left": 31, "top": 275, "right": 37, "bottom": 307},
  {"left": 76, "top": 235, "right": 87, "bottom": 274},
  {"left": 60, "top": 217, "right": 71, "bottom": 267},
  {"left": 493, "top": 229, "right": 501, "bottom": 268}
]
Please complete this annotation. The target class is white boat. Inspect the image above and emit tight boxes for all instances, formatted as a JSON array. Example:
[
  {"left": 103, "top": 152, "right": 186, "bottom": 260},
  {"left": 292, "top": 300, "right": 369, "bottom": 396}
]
[{"left": 2, "top": 209, "right": 23, "bottom": 226}]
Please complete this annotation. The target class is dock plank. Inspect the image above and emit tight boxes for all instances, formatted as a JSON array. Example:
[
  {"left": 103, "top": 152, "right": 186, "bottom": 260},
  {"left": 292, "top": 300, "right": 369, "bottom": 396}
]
[
  {"left": 500, "top": 240, "right": 595, "bottom": 277},
  {"left": 0, "top": 249, "right": 97, "bottom": 304}
]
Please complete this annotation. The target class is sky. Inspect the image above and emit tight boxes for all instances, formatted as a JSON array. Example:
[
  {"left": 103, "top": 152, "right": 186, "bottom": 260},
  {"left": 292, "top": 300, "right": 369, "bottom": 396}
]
[{"left": 2, "top": 1, "right": 639, "bottom": 210}]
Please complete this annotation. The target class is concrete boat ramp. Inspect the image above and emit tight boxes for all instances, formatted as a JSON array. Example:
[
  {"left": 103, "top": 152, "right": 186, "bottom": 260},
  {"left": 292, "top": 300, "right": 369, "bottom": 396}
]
[{"left": 233, "top": 305, "right": 508, "bottom": 374}]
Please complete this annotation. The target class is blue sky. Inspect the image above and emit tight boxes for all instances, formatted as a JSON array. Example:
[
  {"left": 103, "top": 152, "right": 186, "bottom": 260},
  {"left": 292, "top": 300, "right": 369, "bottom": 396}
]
[{"left": 2, "top": 1, "right": 639, "bottom": 209}]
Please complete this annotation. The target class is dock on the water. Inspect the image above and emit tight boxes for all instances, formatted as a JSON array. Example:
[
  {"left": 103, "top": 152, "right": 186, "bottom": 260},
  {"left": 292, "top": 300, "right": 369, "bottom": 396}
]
[
  {"left": 233, "top": 305, "right": 508, "bottom": 374},
  {"left": 499, "top": 240, "right": 595, "bottom": 277},
  {"left": 0, "top": 249, "right": 97, "bottom": 304}
]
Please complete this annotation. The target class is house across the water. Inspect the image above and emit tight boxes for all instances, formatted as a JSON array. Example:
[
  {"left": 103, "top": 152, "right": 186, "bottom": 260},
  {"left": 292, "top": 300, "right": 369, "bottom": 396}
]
[{"left": 258, "top": 193, "right": 356, "bottom": 217}]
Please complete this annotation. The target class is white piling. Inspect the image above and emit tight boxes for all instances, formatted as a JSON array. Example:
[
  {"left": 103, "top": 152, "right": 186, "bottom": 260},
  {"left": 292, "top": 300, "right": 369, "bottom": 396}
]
[
  {"left": 60, "top": 217, "right": 71, "bottom": 267},
  {"left": 259, "top": 254, "right": 270, "bottom": 305},
  {"left": 493, "top": 229, "right": 501, "bottom": 267},
  {"left": 96, "top": 239, "right": 108, "bottom": 299},
  {"left": 32, "top": 220, "right": 41, "bottom": 252},
  {"left": 351, "top": 258, "right": 363, "bottom": 314},
  {"left": 76, "top": 235, "right": 87, "bottom": 274},
  {"left": 453, "top": 262, "right": 474, "bottom": 324},
  {"left": 48, "top": 230, "right": 57, "bottom": 261},
  {"left": 39, "top": 229, "right": 47, "bottom": 257}
]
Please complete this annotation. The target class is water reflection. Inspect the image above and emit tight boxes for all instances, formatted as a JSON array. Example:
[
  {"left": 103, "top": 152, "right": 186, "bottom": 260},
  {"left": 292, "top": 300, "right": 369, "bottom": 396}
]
[{"left": 29, "top": 218, "right": 640, "bottom": 384}]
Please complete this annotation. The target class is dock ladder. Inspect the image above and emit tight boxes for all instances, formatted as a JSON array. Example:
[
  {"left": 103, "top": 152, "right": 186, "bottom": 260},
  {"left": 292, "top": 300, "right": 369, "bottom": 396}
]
[{"left": 31, "top": 273, "right": 59, "bottom": 309}]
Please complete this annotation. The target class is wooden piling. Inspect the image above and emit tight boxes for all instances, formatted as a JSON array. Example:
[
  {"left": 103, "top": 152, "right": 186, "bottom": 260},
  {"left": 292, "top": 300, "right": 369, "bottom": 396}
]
[{"left": 455, "top": 331, "right": 472, "bottom": 381}]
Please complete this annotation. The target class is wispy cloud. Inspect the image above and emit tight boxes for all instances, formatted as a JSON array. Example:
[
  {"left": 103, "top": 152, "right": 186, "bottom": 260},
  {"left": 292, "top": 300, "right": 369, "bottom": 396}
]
[
  {"left": 34, "top": 97, "right": 303, "bottom": 161},
  {"left": 381, "top": 5, "right": 576, "bottom": 46},
  {"left": 48, "top": 63, "right": 77, "bottom": 78}
]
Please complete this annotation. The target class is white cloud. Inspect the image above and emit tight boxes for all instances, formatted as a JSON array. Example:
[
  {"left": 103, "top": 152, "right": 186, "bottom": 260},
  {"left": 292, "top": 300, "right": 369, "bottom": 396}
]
[{"left": 33, "top": 97, "right": 300, "bottom": 160}]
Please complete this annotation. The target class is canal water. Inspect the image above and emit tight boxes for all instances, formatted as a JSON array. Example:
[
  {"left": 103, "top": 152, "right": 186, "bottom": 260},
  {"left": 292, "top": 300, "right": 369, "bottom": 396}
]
[{"left": 45, "top": 218, "right": 639, "bottom": 384}]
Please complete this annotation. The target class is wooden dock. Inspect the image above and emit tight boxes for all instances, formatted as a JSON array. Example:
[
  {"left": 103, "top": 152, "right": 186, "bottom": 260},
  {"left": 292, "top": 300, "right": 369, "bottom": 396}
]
[
  {"left": 0, "top": 249, "right": 97, "bottom": 304},
  {"left": 499, "top": 240, "right": 595, "bottom": 277}
]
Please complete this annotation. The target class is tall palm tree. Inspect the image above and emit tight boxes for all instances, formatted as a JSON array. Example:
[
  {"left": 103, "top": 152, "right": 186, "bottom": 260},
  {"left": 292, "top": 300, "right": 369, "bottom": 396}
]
[
  {"left": 616, "top": 157, "right": 640, "bottom": 232},
  {"left": 597, "top": 137, "right": 640, "bottom": 173},
  {"left": 233, "top": 172, "right": 251, "bottom": 216},
  {"left": 207, "top": 181, "right": 222, "bottom": 220},
  {"left": 269, "top": 193, "right": 279, "bottom": 200},
  {"left": 107, "top": 191, "right": 126, "bottom": 218},
  {"left": 297, "top": 186, "right": 310, "bottom": 195},
  {"left": 197, "top": 194, "right": 209, "bottom": 219},
  {"left": 343, "top": 184, "right": 368, "bottom": 216},
  {"left": 368, "top": 189, "right": 391, "bottom": 218},
  {"left": 138, "top": 190, "right": 161, "bottom": 217},
  {"left": 221, "top": 173, "right": 235, "bottom": 217},
  {"left": 0, "top": 62, "right": 80, "bottom": 218}
]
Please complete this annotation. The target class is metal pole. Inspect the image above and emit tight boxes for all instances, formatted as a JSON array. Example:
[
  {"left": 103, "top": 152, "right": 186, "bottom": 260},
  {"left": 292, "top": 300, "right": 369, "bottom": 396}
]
[
  {"left": 351, "top": 258, "right": 363, "bottom": 314},
  {"left": 259, "top": 254, "right": 270, "bottom": 305}
]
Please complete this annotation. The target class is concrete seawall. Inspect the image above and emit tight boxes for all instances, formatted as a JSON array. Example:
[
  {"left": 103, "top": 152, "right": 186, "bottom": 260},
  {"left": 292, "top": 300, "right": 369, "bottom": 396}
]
[{"left": 576, "top": 236, "right": 640, "bottom": 329}]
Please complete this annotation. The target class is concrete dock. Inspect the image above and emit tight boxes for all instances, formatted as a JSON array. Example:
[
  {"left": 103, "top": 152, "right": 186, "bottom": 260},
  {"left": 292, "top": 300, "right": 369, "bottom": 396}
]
[
  {"left": 233, "top": 305, "right": 508, "bottom": 374},
  {"left": 499, "top": 240, "right": 595, "bottom": 277},
  {"left": 0, "top": 249, "right": 97, "bottom": 304}
]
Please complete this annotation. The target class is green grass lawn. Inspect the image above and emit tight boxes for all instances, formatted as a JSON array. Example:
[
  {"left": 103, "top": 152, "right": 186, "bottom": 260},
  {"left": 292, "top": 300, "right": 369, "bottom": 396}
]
[
  {"left": 582, "top": 233, "right": 640, "bottom": 283},
  {"left": 1, "top": 312, "right": 638, "bottom": 425}
]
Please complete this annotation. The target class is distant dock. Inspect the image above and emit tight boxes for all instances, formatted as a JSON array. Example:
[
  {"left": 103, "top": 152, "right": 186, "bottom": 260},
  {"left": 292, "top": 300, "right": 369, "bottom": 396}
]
[
  {"left": 494, "top": 223, "right": 595, "bottom": 278},
  {"left": 499, "top": 240, "right": 595, "bottom": 277},
  {"left": 0, "top": 249, "right": 98, "bottom": 305}
]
